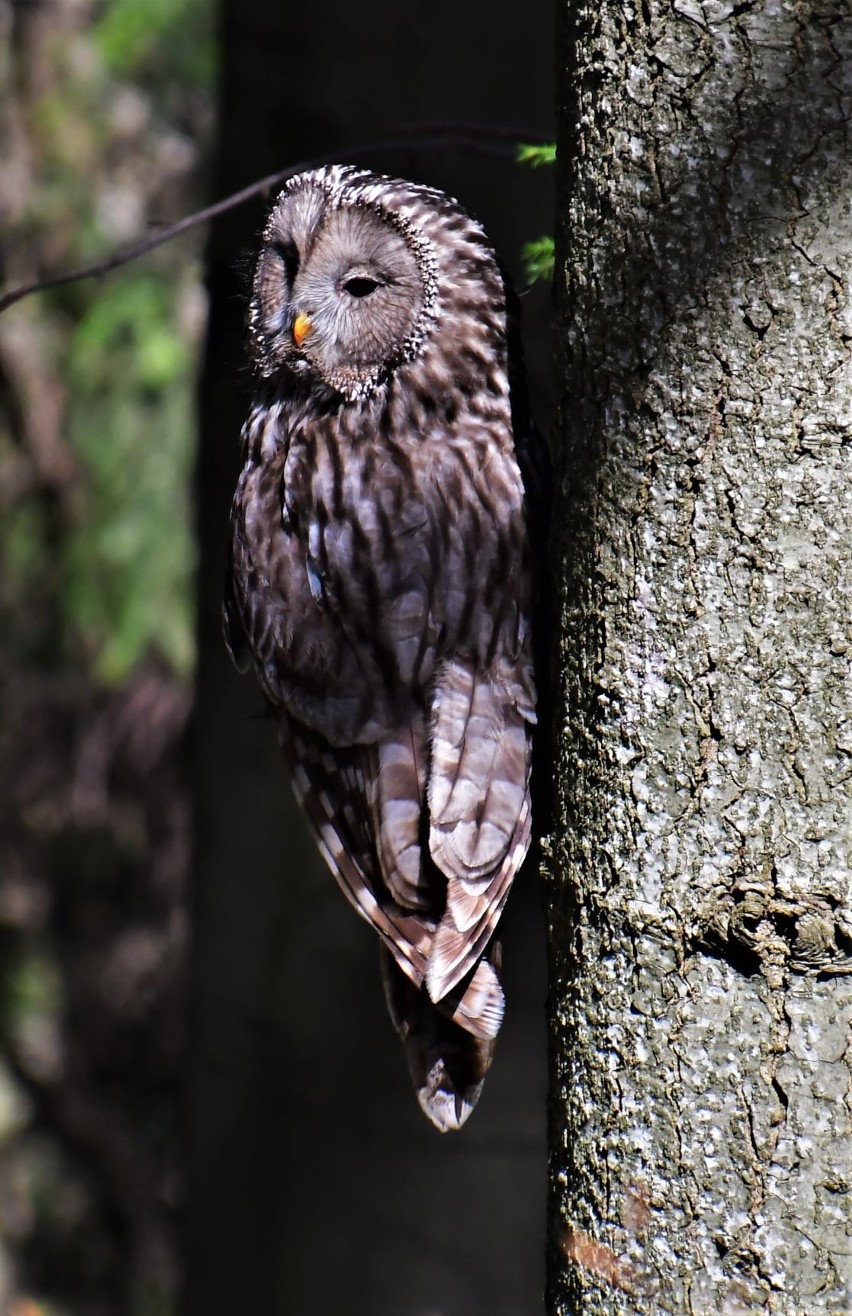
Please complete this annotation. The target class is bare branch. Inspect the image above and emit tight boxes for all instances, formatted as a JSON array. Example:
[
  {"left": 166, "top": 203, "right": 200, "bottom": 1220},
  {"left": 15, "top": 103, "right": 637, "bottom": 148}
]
[{"left": 0, "top": 125, "right": 549, "bottom": 314}]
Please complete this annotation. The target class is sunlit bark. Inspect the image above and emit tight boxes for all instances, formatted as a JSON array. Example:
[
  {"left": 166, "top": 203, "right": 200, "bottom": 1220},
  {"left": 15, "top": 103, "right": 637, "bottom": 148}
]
[{"left": 548, "top": 2, "right": 852, "bottom": 1311}]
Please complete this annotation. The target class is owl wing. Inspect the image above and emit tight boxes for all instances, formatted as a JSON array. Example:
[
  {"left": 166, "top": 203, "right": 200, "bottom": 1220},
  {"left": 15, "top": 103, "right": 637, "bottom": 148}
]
[
  {"left": 425, "top": 656, "right": 535, "bottom": 1003},
  {"left": 361, "top": 724, "right": 433, "bottom": 912},
  {"left": 280, "top": 718, "right": 434, "bottom": 986},
  {"left": 284, "top": 713, "right": 509, "bottom": 1117}
]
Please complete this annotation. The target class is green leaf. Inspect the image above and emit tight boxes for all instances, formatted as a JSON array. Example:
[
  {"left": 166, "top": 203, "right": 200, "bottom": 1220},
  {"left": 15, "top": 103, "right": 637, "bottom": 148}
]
[
  {"left": 521, "top": 236, "right": 555, "bottom": 285},
  {"left": 516, "top": 142, "right": 557, "bottom": 168}
]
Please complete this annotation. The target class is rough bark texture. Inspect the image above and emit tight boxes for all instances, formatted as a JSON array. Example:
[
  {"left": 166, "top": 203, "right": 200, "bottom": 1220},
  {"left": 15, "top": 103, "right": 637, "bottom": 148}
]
[{"left": 548, "top": 2, "right": 851, "bottom": 1312}]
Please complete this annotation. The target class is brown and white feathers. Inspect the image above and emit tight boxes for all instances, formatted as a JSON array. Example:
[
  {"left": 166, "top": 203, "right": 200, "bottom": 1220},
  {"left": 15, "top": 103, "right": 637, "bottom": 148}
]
[{"left": 224, "top": 165, "right": 540, "bottom": 1130}]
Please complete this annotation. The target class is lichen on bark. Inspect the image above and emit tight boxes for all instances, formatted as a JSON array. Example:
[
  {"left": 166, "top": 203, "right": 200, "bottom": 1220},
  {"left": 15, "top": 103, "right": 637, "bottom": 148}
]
[{"left": 547, "top": 1, "right": 852, "bottom": 1311}]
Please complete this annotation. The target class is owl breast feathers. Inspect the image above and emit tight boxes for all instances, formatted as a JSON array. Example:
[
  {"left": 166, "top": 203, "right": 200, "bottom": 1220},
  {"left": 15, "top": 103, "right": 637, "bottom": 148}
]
[{"left": 224, "top": 164, "right": 542, "bottom": 1131}]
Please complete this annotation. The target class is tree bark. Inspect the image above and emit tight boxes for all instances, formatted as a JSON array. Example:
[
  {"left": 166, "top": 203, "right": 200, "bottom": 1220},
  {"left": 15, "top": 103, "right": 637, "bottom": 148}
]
[{"left": 548, "top": 2, "right": 852, "bottom": 1312}]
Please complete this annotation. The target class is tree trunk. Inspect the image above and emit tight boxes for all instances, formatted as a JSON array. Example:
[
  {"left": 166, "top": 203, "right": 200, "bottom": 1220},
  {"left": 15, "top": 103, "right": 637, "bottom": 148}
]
[{"left": 548, "top": 2, "right": 851, "bottom": 1312}]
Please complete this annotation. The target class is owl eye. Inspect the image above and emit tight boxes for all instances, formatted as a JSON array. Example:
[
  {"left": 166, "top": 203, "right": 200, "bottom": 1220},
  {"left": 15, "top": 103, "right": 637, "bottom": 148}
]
[{"left": 343, "top": 276, "right": 381, "bottom": 298}]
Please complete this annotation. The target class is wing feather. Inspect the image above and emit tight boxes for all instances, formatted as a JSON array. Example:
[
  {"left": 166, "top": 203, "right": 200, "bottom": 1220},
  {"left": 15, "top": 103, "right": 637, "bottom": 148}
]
[
  {"left": 425, "top": 658, "right": 534, "bottom": 1001},
  {"left": 281, "top": 720, "right": 433, "bottom": 986},
  {"left": 363, "top": 723, "right": 432, "bottom": 912}
]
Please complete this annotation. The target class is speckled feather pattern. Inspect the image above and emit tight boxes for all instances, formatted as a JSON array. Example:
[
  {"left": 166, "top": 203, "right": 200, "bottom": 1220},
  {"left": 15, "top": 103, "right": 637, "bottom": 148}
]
[{"left": 224, "top": 166, "right": 541, "bottom": 1130}]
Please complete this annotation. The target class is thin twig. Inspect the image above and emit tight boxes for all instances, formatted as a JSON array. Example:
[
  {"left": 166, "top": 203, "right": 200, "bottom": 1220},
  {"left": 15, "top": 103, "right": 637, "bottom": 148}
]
[{"left": 0, "top": 125, "right": 549, "bottom": 314}]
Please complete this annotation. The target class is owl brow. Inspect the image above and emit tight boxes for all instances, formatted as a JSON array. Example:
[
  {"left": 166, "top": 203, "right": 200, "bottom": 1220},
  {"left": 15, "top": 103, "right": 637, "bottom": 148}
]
[{"left": 275, "top": 183, "right": 333, "bottom": 268}]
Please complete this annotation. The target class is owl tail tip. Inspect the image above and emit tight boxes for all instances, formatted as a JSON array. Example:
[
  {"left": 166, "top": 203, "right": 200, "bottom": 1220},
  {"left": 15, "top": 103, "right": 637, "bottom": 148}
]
[
  {"left": 416, "top": 1064, "right": 484, "bottom": 1132},
  {"left": 380, "top": 946, "right": 500, "bottom": 1132}
]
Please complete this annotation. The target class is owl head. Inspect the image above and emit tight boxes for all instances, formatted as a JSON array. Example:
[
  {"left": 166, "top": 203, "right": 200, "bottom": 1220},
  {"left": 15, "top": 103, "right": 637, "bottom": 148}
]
[{"left": 248, "top": 165, "right": 506, "bottom": 403}]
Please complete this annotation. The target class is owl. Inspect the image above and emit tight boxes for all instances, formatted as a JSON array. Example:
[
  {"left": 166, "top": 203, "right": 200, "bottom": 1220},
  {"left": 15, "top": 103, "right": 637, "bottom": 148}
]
[{"left": 223, "top": 165, "right": 542, "bottom": 1131}]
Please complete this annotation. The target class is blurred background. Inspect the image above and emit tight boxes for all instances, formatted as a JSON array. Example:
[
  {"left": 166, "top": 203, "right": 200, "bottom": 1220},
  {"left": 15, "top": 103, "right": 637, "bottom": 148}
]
[{"left": 0, "top": 1, "right": 553, "bottom": 1312}]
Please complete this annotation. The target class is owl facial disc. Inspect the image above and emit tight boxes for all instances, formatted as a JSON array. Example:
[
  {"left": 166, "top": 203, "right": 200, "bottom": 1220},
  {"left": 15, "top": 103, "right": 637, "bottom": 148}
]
[{"left": 249, "top": 170, "right": 435, "bottom": 397}]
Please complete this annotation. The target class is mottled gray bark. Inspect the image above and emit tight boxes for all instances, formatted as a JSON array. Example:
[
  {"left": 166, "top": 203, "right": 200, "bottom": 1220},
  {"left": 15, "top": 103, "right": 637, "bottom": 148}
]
[{"left": 548, "top": 2, "right": 851, "bottom": 1312}]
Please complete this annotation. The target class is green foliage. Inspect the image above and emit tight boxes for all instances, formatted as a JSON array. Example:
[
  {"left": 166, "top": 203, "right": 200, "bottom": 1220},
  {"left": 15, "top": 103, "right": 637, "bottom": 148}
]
[
  {"left": 0, "top": 7, "right": 207, "bottom": 1312},
  {"left": 521, "top": 236, "right": 555, "bottom": 286},
  {"left": 64, "top": 266, "right": 197, "bottom": 683},
  {"left": 0, "top": 0, "right": 214, "bottom": 689},
  {"left": 516, "top": 142, "right": 557, "bottom": 168},
  {"left": 93, "top": 0, "right": 215, "bottom": 87},
  {"left": 518, "top": 143, "right": 556, "bottom": 284}
]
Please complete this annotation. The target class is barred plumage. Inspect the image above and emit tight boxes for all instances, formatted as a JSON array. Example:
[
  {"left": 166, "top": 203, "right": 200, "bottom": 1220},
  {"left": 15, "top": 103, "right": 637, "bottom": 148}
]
[{"left": 224, "top": 165, "right": 541, "bottom": 1130}]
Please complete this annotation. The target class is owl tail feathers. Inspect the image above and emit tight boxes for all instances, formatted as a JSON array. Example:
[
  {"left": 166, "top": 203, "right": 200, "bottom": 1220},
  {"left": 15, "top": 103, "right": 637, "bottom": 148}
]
[{"left": 379, "top": 944, "right": 504, "bottom": 1133}]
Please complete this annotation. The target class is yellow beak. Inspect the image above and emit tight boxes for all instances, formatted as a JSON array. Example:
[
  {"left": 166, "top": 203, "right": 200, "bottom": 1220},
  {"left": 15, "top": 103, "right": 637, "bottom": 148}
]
[{"left": 292, "top": 312, "right": 312, "bottom": 348}]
